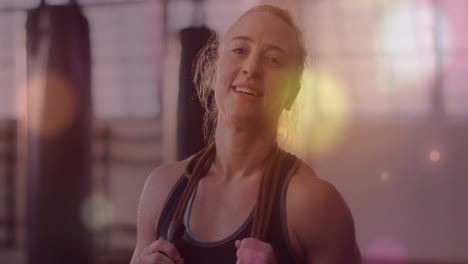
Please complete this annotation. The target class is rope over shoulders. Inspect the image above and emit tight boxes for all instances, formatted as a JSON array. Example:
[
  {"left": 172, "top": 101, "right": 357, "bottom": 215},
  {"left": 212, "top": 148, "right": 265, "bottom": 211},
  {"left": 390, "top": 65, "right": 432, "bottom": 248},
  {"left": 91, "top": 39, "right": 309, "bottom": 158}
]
[{"left": 171, "top": 142, "right": 295, "bottom": 241}]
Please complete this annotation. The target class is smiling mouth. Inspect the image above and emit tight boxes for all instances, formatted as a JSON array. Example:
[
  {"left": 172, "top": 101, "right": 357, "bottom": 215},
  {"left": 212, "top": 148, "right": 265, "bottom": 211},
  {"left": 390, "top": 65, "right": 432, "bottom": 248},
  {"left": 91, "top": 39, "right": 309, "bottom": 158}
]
[{"left": 232, "top": 86, "right": 260, "bottom": 97}]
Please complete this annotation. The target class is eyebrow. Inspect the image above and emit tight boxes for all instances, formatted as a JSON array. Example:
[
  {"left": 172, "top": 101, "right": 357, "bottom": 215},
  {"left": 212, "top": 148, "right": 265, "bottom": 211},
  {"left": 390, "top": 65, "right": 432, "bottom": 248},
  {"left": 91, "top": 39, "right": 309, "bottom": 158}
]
[{"left": 230, "top": 35, "right": 287, "bottom": 55}]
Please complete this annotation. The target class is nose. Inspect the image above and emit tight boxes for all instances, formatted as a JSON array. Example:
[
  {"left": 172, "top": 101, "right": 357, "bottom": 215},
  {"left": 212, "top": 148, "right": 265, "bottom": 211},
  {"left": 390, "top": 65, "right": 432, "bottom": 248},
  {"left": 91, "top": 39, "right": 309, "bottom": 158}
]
[{"left": 241, "top": 54, "right": 262, "bottom": 78}]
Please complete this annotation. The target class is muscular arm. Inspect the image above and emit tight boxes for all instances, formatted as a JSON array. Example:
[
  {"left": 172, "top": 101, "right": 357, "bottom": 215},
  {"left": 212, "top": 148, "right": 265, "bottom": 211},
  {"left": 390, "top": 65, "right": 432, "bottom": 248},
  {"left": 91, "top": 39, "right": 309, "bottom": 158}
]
[
  {"left": 287, "top": 168, "right": 361, "bottom": 264},
  {"left": 129, "top": 161, "right": 188, "bottom": 264}
]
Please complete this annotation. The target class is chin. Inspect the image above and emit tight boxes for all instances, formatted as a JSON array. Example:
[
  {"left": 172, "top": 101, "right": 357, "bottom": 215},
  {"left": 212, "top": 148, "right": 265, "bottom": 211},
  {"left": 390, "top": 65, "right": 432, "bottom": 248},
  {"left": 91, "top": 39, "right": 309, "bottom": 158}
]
[
  {"left": 227, "top": 111, "right": 271, "bottom": 128},
  {"left": 220, "top": 101, "right": 277, "bottom": 127}
]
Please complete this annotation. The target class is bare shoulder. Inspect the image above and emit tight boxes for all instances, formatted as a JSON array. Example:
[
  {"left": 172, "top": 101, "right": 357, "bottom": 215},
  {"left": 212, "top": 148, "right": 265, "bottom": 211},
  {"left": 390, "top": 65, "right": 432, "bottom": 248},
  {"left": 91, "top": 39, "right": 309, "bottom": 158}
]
[
  {"left": 138, "top": 159, "right": 190, "bottom": 225},
  {"left": 287, "top": 162, "right": 342, "bottom": 213},
  {"left": 286, "top": 162, "right": 361, "bottom": 264},
  {"left": 130, "top": 158, "right": 190, "bottom": 264},
  {"left": 144, "top": 159, "right": 189, "bottom": 199}
]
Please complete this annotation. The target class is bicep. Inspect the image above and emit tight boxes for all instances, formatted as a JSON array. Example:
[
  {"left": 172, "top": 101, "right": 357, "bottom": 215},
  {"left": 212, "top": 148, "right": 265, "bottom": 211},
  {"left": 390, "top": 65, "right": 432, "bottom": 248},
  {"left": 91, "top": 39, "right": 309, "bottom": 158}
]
[
  {"left": 130, "top": 171, "right": 163, "bottom": 264},
  {"left": 307, "top": 189, "right": 360, "bottom": 263},
  {"left": 129, "top": 163, "right": 186, "bottom": 264},
  {"left": 288, "top": 177, "right": 361, "bottom": 264}
]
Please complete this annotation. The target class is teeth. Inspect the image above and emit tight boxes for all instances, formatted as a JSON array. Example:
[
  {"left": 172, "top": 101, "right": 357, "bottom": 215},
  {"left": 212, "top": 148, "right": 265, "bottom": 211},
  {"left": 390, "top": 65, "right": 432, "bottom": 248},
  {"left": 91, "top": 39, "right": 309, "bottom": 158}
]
[{"left": 233, "top": 86, "right": 259, "bottom": 96}]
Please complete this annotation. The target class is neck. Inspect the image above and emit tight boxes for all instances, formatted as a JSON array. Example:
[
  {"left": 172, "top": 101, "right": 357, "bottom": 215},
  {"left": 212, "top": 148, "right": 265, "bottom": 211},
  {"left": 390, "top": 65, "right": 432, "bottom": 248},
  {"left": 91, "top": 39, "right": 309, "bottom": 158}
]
[{"left": 212, "top": 117, "right": 278, "bottom": 182}]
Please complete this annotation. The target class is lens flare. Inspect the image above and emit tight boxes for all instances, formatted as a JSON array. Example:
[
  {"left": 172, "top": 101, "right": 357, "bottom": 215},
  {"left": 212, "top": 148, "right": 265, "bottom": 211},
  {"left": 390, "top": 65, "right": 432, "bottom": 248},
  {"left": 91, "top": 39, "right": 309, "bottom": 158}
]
[
  {"left": 278, "top": 68, "right": 350, "bottom": 158},
  {"left": 429, "top": 149, "right": 441, "bottom": 163},
  {"left": 375, "top": 1, "right": 452, "bottom": 90},
  {"left": 23, "top": 71, "right": 78, "bottom": 137},
  {"left": 380, "top": 171, "right": 390, "bottom": 182},
  {"left": 365, "top": 236, "right": 408, "bottom": 261},
  {"left": 81, "top": 194, "right": 114, "bottom": 231}
]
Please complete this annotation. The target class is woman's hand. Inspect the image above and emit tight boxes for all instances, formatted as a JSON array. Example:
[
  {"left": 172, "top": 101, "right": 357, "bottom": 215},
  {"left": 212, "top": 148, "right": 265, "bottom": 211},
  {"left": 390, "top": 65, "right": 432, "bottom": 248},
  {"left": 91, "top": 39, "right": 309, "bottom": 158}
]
[
  {"left": 137, "top": 238, "right": 184, "bottom": 264},
  {"left": 235, "top": 238, "right": 277, "bottom": 264}
]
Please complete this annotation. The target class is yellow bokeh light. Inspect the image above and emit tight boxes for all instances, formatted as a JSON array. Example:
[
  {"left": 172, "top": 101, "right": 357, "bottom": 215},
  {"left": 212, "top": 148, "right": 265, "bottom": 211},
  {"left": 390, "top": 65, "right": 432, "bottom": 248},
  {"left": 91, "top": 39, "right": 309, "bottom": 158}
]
[
  {"left": 81, "top": 194, "right": 114, "bottom": 232},
  {"left": 278, "top": 67, "right": 350, "bottom": 158}
]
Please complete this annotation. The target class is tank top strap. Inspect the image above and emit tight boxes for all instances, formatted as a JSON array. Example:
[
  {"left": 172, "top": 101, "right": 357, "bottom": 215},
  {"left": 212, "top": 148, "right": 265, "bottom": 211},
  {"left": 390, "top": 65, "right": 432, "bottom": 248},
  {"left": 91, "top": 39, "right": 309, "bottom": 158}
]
[
  {"left": 155, "top": 150, "right": 304, "bottom": 264},
  {"left": 266, "top": 150, "right": 302, "bottom": 263},
  {"left": 156, "top": 174, "right": 188, "bottom": 238}
]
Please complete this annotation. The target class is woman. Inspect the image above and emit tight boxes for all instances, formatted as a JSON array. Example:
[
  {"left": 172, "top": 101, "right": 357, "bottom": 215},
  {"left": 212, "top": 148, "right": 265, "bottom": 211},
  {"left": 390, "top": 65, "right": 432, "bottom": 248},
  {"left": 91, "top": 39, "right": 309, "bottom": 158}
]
[{"left": 130, "top": 5, "right": 361, "bottom": 264}]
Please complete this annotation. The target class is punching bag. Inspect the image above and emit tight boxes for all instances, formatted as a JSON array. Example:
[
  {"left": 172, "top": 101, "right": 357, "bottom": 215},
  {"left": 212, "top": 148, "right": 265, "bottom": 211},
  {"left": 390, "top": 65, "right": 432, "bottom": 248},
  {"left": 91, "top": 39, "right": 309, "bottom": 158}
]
[
  {"left": 25, "top": 2, "right": 93, "bottom": 264},
  {"left": 177, "top": 26, "right": 215, "bottom": 160}
]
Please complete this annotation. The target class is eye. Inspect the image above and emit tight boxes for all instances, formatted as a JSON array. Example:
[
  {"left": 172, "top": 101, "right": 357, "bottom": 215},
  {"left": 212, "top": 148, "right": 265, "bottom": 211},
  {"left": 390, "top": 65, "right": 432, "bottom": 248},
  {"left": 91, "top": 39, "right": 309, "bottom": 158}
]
[
  {"left": 266, "top": 56, "right": 281, "bottom": 65},
  {"left": 232, "top": 48, "right": 245, "bottom": 54}
]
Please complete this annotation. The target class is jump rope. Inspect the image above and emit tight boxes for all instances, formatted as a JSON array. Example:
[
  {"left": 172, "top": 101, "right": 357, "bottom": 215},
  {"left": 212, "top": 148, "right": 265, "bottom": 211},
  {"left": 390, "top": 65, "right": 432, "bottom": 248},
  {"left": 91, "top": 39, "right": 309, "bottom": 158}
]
[{"left": 166, "top": 141, "right": 293, "bottom": 243}]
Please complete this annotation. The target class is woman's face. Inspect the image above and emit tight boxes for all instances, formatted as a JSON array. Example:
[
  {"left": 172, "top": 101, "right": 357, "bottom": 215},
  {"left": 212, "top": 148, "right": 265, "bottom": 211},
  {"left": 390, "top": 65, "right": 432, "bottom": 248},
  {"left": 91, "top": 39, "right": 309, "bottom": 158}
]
[{"left": 214, "top": 11, "right": 300, "bottom": 128}]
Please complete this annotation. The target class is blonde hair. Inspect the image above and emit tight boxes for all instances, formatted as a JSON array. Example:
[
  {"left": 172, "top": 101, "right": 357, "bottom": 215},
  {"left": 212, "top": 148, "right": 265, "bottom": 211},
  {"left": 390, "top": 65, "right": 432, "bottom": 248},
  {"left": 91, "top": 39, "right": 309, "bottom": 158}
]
[{"left": 193, "top": 5, "right": 307, "bottom": 143}]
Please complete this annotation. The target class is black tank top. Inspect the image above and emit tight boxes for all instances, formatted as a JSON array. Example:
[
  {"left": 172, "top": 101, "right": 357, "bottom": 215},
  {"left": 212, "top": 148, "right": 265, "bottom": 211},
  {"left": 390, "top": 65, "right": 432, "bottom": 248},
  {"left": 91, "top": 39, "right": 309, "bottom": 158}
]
[{"left": 156, "top": 151, "right": 301, "bottom": 264}]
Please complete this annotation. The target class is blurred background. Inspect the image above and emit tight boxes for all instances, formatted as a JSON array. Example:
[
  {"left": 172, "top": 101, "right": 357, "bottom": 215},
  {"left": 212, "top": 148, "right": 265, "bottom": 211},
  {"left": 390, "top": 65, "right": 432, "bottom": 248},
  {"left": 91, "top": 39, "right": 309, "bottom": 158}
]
[{"left": 0, "top": 0, "right": 467, "bottom": 263}]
